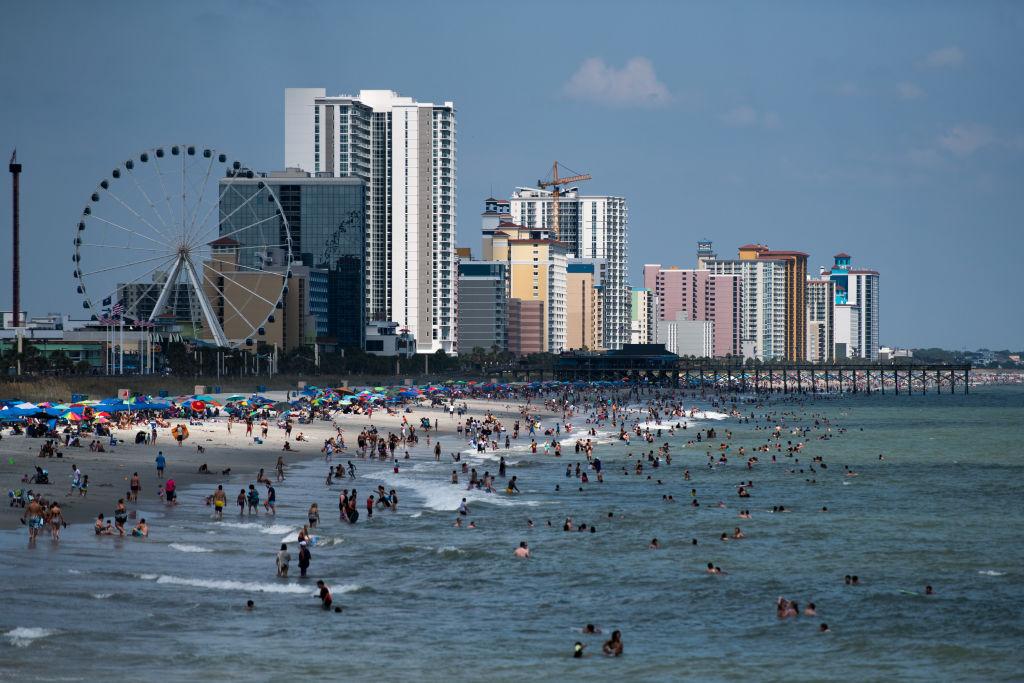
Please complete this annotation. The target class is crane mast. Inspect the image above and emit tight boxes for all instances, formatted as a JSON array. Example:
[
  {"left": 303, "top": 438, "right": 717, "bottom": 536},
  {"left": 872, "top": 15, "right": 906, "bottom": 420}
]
[{"left": 537, "top": 160, "right": 591, "bottom": 240}]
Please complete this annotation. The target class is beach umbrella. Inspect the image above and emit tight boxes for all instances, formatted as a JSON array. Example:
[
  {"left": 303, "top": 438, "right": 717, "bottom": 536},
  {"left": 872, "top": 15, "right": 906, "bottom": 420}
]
[
  {"left": 226, "top": 394, "right": 246, "bottom": 402},
  {"left": 64, "top": 412, "right": 82, "bottom": 421}
]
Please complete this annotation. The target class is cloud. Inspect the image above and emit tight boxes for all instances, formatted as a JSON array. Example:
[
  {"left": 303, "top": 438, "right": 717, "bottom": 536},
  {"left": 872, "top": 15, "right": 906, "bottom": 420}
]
[
  {"left": 923, "top": 46, "right": 964, "bottom": 68},
  {"left": 563, "top": 57, "right": 670, "bottom": 107},
  {"left": 896, "top": 82, "right": 925, "bottom": 100},
  {"left": 938, "top": 123, "right": 993, "bottom": 156},
  {"left": 721, "top": 105, "right": 758, "bottom": 127},
  {"left": 721, "top": 105, "right": 779, "bottom": 129},
  {"left": 834, "top": 81, "right": 863, "bottom": 97},
  {"left": 906, "top": 148, "right": 945, "bottom": 170}
]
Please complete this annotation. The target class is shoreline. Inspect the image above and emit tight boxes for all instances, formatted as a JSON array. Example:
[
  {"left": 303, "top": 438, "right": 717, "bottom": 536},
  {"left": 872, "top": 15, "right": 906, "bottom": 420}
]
[{"left": 0, "top": 395, "right": 554, "bottom": 532}]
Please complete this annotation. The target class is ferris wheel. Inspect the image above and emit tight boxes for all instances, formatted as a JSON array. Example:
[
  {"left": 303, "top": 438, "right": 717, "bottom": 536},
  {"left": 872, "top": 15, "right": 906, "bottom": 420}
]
[{"left": 73, "top": 145, "right": 293, "bottom": 348}]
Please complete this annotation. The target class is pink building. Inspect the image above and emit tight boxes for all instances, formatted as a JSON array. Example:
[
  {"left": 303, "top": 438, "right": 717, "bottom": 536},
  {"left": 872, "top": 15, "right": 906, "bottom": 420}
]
[{"left": 643, "top": 264, "right": 742, "bottom": 358}]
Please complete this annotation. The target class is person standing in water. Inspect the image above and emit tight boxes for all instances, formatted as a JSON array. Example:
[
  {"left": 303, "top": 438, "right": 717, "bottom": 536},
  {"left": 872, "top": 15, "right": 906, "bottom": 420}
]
[
  {"left": 298, "top": 541, "right": 311, "bottom": 578},
  {"left": 212, "top": 485, "right": 226, "bottom": 520},
  {"left": 276, "top": 543, "right": 290, "bottom": 577}
]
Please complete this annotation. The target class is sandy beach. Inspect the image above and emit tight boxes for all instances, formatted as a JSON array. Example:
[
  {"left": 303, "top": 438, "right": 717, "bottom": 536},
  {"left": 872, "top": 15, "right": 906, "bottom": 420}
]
[{"left": 1, "top": 392, "right": 553, "bottom": 531}]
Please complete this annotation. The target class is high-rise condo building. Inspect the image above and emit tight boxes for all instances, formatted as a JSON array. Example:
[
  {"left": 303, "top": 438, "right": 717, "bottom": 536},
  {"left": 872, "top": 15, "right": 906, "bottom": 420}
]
[
  {"left": 489, "top": 223, "right": 568, "bottom": 354},
  {"left": 284, "top": 88, "right": 457, "bottom": 353},
  {"left": 566, "top": 260, "right": 604, "bottom": 351},
  {"left": 699, "top": 243, "right": 787, "bottom": 361},
  {"left": 643, "top": 264, "right": 743, "bottom": 358},
  {"left": 629, "top": 287, "right": 657, "bottom": 345},
  {"left": 509, "top": 187, "right": 629, "bottom": 349},
  {"left": 829, "top": 253, "right": 879, "bottom": 359},
  {"left": 806, "top": 278, "right": 835, "bottom": 362},
  {"left": 737, "top": 244, "right": 808, "bottom": 362}
]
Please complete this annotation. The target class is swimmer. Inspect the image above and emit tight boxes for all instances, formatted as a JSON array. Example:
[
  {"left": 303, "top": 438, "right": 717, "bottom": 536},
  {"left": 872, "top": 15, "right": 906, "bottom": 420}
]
[
  {"left": 131, "top": 518, "right": 149, "bottom": 537},
  {"left": 602, "top": 630, "right": 623, "bottom": 657},
  {"left": 649, "top": 538, "right": 661, "bottom": 549},
  {"left": 573, "top": 642, "right": 585, "bottom": 658},
  {"left": 514, "top": 541, "right": 530, "bottom": 559},
  {"left": 804, "top": 602, "right": 817, "bottom": 616},
  {"left": 582, "top": 623, "right": 602, "bottom": 634},
  {"left": 732, "top": 527, "right": 745, "bottom": 539},
  {"left": 316, "top": 580, "right": 334, "bottom": 611}
]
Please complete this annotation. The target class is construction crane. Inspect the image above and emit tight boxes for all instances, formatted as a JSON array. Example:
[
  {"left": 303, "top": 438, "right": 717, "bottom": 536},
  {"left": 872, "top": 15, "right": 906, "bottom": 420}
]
[{"left": 537, "top": 161, "right": 590, "bottom": 240}]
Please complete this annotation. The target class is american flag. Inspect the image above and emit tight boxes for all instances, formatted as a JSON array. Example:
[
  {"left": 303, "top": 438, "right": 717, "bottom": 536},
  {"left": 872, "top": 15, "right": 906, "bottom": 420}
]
[
  {"left": 98, "top": 315, "right": 115, "bottom": 325},
  {"left": 112, "top": 302, "right": 125, "bottom": 317}
]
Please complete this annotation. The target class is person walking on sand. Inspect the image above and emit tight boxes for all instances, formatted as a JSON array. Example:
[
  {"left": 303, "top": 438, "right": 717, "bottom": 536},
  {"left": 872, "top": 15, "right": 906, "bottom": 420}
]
[{"left": 69, "top": 464, "right": 81, "bottom": 497}]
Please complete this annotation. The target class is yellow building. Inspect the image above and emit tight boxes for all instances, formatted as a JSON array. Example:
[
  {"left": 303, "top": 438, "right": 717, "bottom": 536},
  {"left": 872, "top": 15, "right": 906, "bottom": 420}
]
[
  {"left": 490, "top": 222, "right": 568, "bottom": 353},
  {"left": 738, "top": 244, "right": 809, "bottom": 361},
  {"left": 565, "top": 261, "right": 603, "bottom": 351}
]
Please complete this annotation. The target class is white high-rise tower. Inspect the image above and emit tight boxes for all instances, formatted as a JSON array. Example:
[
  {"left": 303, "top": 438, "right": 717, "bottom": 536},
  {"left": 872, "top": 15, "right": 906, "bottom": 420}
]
[
  {"left": 508, "top": 187, "right": 629, "bottom": 349},
  {"left": 284, "top": 88, "right": 457, "bottom": 353}
]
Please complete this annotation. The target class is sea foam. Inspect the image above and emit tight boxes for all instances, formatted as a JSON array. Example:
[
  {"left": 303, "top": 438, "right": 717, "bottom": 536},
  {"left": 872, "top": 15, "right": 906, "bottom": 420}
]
[
  {"left": 221, "top": 521, "right": 295, "bottom": 535},
  {"left": 4, "top": 627, "right": 55, "bottom": 647},
  {"left": 141, "top": 574, "right": 312, "bottom": 594},
  {"left": 377, "top": 473, "right": 538, "bottom": 511},
  {"left": 169, "top": 543, "right": 214, "bottom": 554},
  {"left": 978, "top": 569, "right": 1007, "bottom": 576}
]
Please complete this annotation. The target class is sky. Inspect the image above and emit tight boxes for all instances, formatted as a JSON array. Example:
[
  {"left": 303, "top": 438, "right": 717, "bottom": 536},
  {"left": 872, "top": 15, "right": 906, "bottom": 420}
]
[{"left": 0, "top": 0, "right": 1021, "bottom": 349}]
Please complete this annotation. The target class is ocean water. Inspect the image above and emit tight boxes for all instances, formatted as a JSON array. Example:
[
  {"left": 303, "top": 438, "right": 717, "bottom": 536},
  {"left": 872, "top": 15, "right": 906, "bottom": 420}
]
[{"left": 2, "top": 386, "right": 1022, "bottom": 681}]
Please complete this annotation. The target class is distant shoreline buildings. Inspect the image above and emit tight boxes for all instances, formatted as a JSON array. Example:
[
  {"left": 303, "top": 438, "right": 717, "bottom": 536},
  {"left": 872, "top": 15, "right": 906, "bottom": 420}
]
[{"left": 1, "top": 85, "right": 884, "bottom": 367}]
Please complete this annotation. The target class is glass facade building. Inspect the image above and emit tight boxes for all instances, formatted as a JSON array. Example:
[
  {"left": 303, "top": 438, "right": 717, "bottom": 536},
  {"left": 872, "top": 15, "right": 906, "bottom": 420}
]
[
  {"left": 219, "top": 171, "right": 366, "bottom": 348},
  {"left": 457, "top": 261, "right": 507, "bottom": 354}
]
